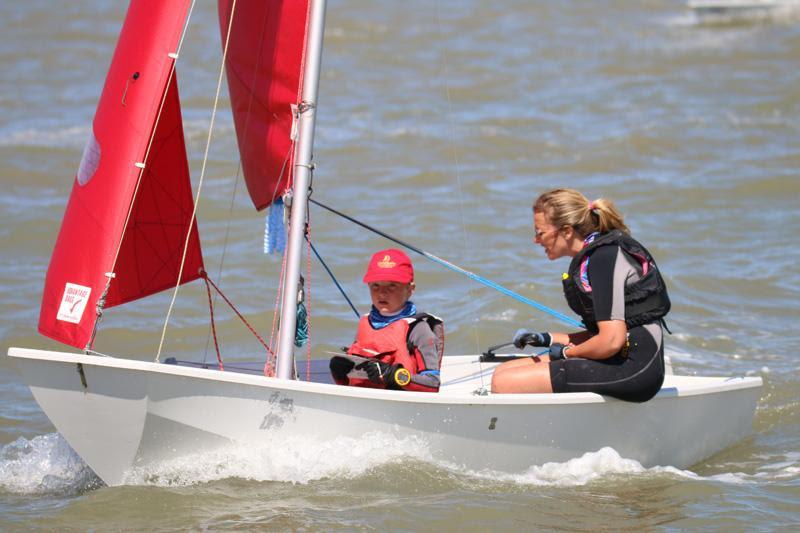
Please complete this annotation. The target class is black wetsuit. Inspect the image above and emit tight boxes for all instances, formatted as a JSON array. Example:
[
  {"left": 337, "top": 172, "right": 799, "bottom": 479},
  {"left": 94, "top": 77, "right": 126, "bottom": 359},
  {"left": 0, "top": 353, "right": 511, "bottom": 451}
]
[{"left": 550, "top": 238, "right": 667, "bottom": 402}]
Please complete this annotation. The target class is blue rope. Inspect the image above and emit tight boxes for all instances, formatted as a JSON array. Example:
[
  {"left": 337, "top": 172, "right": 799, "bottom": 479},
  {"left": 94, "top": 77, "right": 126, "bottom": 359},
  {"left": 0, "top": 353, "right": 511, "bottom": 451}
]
[
  {"left": 309, "top": 199, "right": 583, "bottom": 329},
  {"left": 306, "top": 236, "right": 361, "bottom": 319}
]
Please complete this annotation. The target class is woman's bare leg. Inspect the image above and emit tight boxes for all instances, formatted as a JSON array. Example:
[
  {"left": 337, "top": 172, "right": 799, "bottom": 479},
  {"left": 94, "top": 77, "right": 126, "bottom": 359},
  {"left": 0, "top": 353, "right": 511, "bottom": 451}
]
[{"left": 491, "top": 356, "right": 554, "bottom": 393}]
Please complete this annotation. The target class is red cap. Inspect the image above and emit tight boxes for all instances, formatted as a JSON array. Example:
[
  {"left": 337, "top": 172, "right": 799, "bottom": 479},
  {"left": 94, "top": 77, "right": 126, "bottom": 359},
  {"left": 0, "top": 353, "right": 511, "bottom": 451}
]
[{"left": 363, "top": 248, "right": 414, "bottom": 284}]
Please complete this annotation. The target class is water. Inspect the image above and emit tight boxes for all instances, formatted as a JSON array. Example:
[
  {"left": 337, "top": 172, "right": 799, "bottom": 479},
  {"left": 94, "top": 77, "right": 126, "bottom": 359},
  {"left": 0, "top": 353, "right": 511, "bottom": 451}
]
[{"left": 2, "top": 0, "right": 799, "bottom": 529}]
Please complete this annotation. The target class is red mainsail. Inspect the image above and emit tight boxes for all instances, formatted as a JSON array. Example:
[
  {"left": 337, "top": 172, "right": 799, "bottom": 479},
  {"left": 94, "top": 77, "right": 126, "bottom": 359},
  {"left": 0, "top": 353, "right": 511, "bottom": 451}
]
[
  {"left": 219, "top": 0, "right": 311, "bottom": 211},
  {"left": 38, "top": 0, "right": 203, "bottom": 349}
]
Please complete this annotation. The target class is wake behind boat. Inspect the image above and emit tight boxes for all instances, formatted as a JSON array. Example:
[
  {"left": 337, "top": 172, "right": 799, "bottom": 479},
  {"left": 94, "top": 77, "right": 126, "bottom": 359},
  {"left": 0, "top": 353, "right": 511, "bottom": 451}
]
[{"left": 6, "top": 0, "right": 762, "bottom": 486}]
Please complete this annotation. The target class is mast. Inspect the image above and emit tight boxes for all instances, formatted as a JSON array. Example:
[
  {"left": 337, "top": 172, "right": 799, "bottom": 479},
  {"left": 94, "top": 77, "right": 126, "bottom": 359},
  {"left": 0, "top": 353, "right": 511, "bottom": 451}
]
[{"left": 275, "top": 0, "right": 327, "bottom": 380}]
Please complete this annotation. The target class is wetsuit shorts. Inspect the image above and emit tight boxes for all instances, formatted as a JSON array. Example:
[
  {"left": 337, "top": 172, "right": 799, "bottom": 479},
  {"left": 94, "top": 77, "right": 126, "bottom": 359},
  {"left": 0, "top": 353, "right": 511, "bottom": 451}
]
[{"left": 548, "top": 323, "right": 665, "bottom": 403}]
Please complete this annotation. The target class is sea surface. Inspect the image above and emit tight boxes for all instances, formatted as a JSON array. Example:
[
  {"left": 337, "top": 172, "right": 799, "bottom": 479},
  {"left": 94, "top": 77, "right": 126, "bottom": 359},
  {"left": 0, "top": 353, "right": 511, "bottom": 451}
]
[{"left": 2, "top": 0, "right": 799, "bottom": 530}]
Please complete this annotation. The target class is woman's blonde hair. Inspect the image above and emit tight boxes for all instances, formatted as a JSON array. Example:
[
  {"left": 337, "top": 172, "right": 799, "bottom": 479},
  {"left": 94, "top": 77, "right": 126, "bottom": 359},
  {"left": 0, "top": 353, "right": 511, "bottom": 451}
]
[{"left": 533, "top": 188, "right": 629, "bottom": 237}]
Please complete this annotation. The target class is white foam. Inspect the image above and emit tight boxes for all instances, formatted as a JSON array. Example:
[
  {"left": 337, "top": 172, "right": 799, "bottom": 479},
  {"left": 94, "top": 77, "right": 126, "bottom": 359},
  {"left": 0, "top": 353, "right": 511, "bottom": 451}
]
[
  {"left": 6, "top": 432, "right": 794, "bottom": 490},
  {"left": 121, "top": 430, "right": 434, "bottom": 487},
  {"left": 460, "top": 447, "right": 691, "bottom": 487},
  {"left": 124, "top": 441, "right": 699, "bottom": 488},
  {"left": 465, "top": 447, "right": 800, "bottom": 487},
  {"left": 0, "top": 433, "right": 99, "bottom": 494}
]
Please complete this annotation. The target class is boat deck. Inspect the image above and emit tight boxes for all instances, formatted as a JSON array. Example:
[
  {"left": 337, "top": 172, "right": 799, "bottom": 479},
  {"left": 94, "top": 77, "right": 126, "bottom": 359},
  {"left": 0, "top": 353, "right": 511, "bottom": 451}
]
[
  {"left": 165, "top": 355, "right": 502, "bottom": 392},
  {"left": 165, "top": 357, "right": 336, "bottom": 383},
  {"left": 164, "top": 355, "right": 757, "bottom": 398}
]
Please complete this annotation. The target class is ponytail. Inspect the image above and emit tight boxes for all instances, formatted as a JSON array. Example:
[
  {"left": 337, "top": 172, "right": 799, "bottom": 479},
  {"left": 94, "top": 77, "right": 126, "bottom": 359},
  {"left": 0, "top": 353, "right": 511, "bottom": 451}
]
[
  {"left": 588, "top": 198, "right": 629, "bottom": 235},
  {"left": 533, "top": 188, "right": 628, "bottom": 237}
]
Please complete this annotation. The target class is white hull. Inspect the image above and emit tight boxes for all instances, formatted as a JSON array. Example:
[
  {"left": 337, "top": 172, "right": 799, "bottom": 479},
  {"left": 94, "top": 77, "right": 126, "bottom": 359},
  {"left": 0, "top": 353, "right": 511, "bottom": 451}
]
[{"left": 8, "top": 347, "right": 761, "bottom": 486}]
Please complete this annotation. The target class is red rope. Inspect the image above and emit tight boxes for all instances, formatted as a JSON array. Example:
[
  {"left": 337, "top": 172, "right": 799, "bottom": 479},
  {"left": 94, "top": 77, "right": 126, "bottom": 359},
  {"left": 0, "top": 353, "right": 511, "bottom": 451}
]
[
  {"left": 304, "top": 225, "right": 312, "bottom": 381},
  {"left": 200, "top": 271, "right": 274, "bottom": 360},
  {"left": 202, "top": 274, "right": 224, "bottom": 371}
]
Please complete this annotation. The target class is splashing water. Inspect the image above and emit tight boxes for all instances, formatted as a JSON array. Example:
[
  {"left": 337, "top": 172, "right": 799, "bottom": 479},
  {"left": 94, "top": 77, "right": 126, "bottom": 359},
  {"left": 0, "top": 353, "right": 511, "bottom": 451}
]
[
  {"left": 0, "top": 434, "right": 100, "bottom": 495},
  {"left": 456, "top": 447, "right": 800, "bottom": 487},
  {"left": 2, "top": 430, "right": 797, "bottom": 495},
  {"left": 122, "top": 431, "right": 435, "bottom": 487},
  {"left": 460, "top": 447, "right": 681, "bottom": 487}
]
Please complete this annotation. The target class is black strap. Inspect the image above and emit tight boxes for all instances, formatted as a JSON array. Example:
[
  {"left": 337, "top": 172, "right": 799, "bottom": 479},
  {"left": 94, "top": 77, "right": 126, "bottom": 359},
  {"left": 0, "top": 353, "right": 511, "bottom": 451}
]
[{"left": 405, "top": 313, "right": 442, "bottom": 362}]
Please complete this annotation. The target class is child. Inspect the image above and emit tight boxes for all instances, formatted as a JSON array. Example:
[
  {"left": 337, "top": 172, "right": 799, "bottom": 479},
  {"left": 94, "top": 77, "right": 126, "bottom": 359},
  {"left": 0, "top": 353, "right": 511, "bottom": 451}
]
[{"left": 329, "top": 248, "right": 443, "bottom": 392}]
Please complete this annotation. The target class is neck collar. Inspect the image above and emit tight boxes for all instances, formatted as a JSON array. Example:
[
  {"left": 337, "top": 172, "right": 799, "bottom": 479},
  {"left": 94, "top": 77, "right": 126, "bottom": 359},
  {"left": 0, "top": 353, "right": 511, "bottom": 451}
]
[{"left": 368, "top": 301, "right": 417, "bottom": 329}]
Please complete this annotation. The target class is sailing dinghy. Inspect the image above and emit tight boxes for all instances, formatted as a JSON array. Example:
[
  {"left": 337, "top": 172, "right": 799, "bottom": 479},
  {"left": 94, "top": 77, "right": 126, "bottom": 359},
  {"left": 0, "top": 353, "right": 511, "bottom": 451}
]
[{"left": 7, "top": 0, "right": 761, "bottom": 487}]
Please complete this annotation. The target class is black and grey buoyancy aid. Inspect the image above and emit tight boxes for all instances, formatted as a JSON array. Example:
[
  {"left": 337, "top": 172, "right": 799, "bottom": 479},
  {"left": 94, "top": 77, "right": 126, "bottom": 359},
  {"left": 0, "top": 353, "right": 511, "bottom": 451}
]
[{"left": 562, "top": 230, "right": 670, "bottom": 333}]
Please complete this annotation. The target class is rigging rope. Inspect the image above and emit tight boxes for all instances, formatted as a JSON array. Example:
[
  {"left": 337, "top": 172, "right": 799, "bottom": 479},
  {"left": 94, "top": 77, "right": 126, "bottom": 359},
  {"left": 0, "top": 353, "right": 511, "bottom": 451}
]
[
  {"left": 86, "top": 0, "right": 199, "bottom": 352},
  {"left": 309, "top": 199, "right": 583, "bottom": 329},
  {"left": 201, "top": 273, "right": 224, "bottom": 371},
  {"left": 306, "top": 237, "right": 360, "bottom": 318},
  {"left": 201, "top": 167, "right": 241, "bottom": 367},
  {"left": 204, "top": 0, "right": 278, "bottom": 366},
  {"left": 265, "top": 247, "right": 288, "bottom": 377},
  {"left": 432, "top": 1, "right": 485, "bottom": 360},
  {"left": 303, "top": 224, "right": 313, "bottom": 381},
  {"left": 200, "top": 271, "right": 274, "bottom": 357},
  {"left": 155, "top": 0, "right": 239, "bottom": 362}
]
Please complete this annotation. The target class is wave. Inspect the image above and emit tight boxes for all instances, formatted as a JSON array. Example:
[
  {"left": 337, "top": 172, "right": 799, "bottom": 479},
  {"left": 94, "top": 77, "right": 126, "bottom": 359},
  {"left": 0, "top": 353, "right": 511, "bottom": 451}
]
[
  {"left": 465, "top": 447, "right": 799, "bottom": 487},
  {"left": 688, "top": 1, "right": 800, "bottom": 26},
  {"left": 0, "top": 125, "right": 89, "bottom": 149},
  {"left": 121, "top": 430, "right": 434, "bottom": 486},
  {"left": 0, "top": 434, "right": 100, "bottom": 495},
  {"left": 0, "top": 117, "right": 234, "bottom": 151},
  {"left": 463, "top": 447, "right": 688, "bottom": 486},
  {"left": 3, "top": 432, "right": 796, "bottom": 492}
]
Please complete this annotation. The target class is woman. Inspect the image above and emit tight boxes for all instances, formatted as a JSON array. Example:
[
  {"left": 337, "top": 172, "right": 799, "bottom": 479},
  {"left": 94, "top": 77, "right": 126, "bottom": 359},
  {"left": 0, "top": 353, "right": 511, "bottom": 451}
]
[{"left": 491, "top": 188, "right": 670, "bottom": 402}]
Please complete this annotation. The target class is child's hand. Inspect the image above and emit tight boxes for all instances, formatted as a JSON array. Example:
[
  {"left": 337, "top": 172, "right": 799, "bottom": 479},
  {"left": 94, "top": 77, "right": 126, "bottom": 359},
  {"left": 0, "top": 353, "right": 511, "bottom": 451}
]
[
  {"left": 329, "top": 356, "right": 355, "bottom": 384},
  {"left": 363, "top": 360, "right": 389, "bottom": 384},
  {"left": 363, "top": 361, "right": 410, "bottom": 388}
]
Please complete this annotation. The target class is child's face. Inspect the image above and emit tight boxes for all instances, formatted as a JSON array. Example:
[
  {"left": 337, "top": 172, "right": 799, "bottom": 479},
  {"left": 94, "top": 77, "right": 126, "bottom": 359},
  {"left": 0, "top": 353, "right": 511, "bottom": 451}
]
[{"left": 368, "top": 281, "right": 414, "bottom": 314}]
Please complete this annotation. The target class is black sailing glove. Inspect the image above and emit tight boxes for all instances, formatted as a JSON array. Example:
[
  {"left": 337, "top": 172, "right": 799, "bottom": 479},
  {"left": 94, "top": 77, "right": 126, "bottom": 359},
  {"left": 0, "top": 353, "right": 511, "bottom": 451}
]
[
  {"left": 513, "top": 329, "right": 552, "bottom": 349},
  {"left": 362, "top": 361, "right": 411, "bottom": 388},
  {"left": 329, "top": 356, "right": 355, "bottom": 383}
]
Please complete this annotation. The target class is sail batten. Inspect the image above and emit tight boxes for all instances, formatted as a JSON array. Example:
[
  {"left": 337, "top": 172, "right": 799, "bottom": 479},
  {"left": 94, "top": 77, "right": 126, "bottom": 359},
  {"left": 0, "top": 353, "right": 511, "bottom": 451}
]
[{"left": 38, "top": 0, "right": 201, "bottom": 349}]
